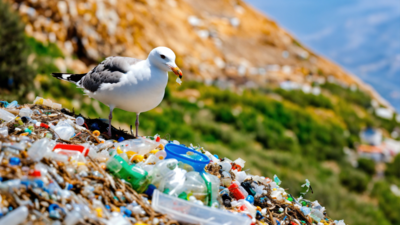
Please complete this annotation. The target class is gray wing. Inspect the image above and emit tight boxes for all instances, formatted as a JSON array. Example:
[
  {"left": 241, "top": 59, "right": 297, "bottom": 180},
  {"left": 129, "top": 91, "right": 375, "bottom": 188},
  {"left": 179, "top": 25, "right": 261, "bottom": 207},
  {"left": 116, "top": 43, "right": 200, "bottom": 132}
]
[{"left": 81, "top": 56, "right": 142, "bottom": 92}]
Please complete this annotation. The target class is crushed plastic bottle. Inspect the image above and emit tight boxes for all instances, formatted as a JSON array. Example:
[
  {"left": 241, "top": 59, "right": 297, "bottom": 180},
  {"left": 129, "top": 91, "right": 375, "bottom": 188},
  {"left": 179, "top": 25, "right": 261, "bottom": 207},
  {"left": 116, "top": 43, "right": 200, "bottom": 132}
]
[{"left": 0, "top": 108, "right": 16, "bottom": 122}]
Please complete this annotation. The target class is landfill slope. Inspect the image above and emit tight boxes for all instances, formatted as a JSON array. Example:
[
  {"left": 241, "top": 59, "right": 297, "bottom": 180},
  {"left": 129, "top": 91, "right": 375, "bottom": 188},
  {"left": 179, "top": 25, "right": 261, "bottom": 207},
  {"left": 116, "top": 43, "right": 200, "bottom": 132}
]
[
  {"left": 11, "top": 0, "right": 391, "bottom": 109},
  {"left": 0, "top": 98, "right": 346, "bottom": 225}
]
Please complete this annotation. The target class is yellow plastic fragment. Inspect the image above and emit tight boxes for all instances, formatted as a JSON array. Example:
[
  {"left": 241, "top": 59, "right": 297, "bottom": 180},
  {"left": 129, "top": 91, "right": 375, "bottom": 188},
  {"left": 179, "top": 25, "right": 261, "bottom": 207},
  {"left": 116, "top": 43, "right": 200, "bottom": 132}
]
[
  {"left": 126, "top": 151, "right": 136, "bottom": 158},
  {"left": 132, "top": 154, "right": 144, "bottom": 162},
  {"left": 150, "top": 149, "right": 159, "bottom": 154},
  {"left": 95, "top": 208, "right": 103, "bottom": 217}
]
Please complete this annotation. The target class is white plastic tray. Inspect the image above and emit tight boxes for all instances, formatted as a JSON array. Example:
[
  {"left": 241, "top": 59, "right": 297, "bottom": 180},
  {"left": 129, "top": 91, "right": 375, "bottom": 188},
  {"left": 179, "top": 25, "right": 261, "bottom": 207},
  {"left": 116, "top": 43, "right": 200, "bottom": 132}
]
[{"left": 152, "top": 190, "right": 251, "bottom": 225}]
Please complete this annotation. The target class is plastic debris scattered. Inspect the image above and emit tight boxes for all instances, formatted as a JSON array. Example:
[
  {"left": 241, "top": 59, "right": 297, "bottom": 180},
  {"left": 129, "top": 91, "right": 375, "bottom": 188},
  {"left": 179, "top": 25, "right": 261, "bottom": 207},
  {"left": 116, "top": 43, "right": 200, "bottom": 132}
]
[{"left": 0, "top": 97, "right": 345, "bottom": 225}]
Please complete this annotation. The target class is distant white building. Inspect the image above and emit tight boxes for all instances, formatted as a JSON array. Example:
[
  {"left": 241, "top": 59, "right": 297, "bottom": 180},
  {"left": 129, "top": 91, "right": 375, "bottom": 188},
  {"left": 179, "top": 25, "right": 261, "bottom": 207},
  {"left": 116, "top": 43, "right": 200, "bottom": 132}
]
[
  {"left": 384, "top": 139, "right": 400, "bottom": 156},
  {"left": 280, "top": 81, "right": 300, "bottom": 90},
  {"left": 302, "top": 84, "right": 311, "bottom": 93},
  {"left": 376, "top": 108, "right": 394, "bottom": 120},
  {"left": 311, "top": 87, "right": 321, "bottom": 95},
  {"left": 360, "top": 128, "right": 382, "bottom": 146}
]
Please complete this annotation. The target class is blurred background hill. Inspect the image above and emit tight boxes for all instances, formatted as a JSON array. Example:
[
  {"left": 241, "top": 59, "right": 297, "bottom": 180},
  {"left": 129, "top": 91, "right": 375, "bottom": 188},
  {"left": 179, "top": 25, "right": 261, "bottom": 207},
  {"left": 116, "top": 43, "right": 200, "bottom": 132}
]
[
  {"left": 248, "top": 0, "right": 400, "bottom": 112},
  {"left": 0, "top": 0, "right": 400, "bottom": 224}
]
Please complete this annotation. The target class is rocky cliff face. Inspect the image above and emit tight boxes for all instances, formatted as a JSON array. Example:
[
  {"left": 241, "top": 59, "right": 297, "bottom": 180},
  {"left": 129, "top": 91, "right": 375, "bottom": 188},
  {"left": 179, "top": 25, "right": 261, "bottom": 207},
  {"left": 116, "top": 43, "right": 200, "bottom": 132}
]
[{"left": 10, "top": 0, "right": 391, "bottom": 108}]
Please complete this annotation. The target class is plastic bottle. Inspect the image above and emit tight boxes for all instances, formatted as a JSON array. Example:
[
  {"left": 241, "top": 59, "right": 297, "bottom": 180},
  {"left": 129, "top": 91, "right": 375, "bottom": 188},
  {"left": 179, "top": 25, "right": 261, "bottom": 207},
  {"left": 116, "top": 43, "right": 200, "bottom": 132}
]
[
  {"left": 106, "top": 155, "right": 150, "bottom": 193},
  {"left": 228, "top": 183, "right": 246, "bottom": 200},
  {"left": 310, "top": 209, "right": 324, "bottom": 222},
  {"left": 64, "top": 210, "right": 82, "bottom": 225},
  {"left": 19, "top": 108, "right": 33, "bottom": 117},
  {"left": 183, "top": 171, "right": 207, "bottom": 203},
  {"left": 28, "top": 138, "right": 52, "bottom": 161},
  {"left": 155, "top": 150, "right": 167, "bottom": 160},
  {"left": 0, "top": 206, "right": 28, "bottom": 225},
  {"left": 0, "top": 127, "right": 8, "bottom": 136},
  {"left": 0, "top": 108, "right": 16, "bottom": 122}
]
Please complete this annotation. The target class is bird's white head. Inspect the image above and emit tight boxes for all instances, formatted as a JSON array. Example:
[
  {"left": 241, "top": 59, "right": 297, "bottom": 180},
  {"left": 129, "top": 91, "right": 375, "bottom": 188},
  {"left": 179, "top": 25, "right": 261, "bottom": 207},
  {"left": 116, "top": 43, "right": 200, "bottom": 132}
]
[{"left": 148, "top": 47, "right": 182, "bottom": 79}]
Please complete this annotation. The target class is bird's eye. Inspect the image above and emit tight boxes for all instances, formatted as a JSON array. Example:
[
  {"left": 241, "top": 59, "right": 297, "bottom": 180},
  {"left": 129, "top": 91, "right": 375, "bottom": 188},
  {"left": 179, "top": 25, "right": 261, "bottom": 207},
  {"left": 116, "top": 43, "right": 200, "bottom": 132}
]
[{"left": 160, "top": 54, "right": 166, "bottom": 59}]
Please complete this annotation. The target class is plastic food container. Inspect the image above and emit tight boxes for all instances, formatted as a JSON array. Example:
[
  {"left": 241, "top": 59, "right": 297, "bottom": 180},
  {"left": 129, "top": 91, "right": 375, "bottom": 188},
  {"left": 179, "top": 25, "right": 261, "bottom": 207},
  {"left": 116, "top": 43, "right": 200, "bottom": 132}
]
[
  {"left": 164, "top": 143, "right": 210, "bottom": 172},
  {"left": 152, "top": 190, "right": 251, "bottom": 225}
]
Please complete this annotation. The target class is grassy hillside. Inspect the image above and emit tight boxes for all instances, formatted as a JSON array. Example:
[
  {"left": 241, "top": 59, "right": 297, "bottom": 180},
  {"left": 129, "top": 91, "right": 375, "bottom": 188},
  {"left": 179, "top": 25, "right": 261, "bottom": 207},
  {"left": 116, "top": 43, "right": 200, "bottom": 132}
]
[{"left": 1, "top": 1, "right": 400, "bottom": 224}]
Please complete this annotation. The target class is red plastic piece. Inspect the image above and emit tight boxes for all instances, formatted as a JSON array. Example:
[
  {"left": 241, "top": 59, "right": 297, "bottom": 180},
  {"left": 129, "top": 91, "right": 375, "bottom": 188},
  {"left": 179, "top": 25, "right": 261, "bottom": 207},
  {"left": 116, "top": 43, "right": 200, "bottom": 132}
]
[
  {"left": 228, "top": 183, "right": 245, "bottom": 200},
  {"left": 53, "top": 143, "right": 89, "bottom": 156},
  {"left": 232, "top": 164, "right": 242, "bottom": 171},
  {"left": 156, "top": 136, "right": 161, "bottom": 142},
  {"left": 40, "top": 123, "right": 49, "bottom": 129},
  {"left": 29, "top": 170, "right": 41, "bottom": 177},
  {"left": 239, "top": 204, "right": 248, "bottom": 211}
]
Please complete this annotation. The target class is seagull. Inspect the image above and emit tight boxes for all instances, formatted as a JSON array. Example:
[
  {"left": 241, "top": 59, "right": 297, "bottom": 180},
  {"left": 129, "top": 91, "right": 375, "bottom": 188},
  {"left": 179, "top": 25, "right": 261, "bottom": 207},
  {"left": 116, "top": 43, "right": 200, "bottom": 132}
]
[{"left": 52, "top": 47, "right": 183, "bottom": 138}]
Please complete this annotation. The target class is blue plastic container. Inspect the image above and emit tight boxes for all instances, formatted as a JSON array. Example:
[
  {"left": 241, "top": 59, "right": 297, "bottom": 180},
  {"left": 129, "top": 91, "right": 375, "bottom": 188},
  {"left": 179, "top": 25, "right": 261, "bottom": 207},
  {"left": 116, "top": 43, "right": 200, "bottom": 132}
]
[
  {"left": 164, "top": 143, "right": 213, "bottom": 206},
  {"left": 164, "top": 143, "right": 210, "bottom": 172}
]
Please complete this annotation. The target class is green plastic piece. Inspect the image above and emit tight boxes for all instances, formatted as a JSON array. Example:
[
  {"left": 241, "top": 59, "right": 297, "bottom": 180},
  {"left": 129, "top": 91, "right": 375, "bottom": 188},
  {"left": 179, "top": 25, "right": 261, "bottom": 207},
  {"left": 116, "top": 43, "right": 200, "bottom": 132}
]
[
  {"left": 163, "top": 188, "right": 170, "bottom": 194},
  {"left": 106, "top": 155, "right": 150, "bottom": 193},
  {"left": 200, "top": 172, "right": 213, "bottom": 207},
  {"left": 178, "top": 192, "right": 188, "bottom": 200}
]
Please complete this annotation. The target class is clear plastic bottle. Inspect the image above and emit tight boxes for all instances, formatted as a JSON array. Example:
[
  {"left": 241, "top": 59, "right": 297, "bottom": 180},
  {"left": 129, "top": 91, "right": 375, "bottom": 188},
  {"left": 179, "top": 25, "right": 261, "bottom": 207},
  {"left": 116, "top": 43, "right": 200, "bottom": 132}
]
[
  {"left": 0, "top": 108, "right": 16, "bottom": 122},
  {"left": 27, "top": 138, "right": 52, "bottom": 161},
  {"left": 0, "top": 206, "right": 28, "bottom": 225}
]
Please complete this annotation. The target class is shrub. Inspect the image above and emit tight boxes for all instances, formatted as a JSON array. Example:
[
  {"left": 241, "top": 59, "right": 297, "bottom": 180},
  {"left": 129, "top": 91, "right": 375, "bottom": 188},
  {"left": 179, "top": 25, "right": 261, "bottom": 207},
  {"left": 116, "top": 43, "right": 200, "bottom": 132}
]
[
  {"left": 357, "top": 158, "right": 375, "bottom": 176},
  {"left": 386, "top": 154, "right": 400, "bottom": 179},
  {"left": 339, "top": 167, "right": 369, "bottom": 192},
  {"left": 0, "top": 0, "right": 35, "bottom": 89}
]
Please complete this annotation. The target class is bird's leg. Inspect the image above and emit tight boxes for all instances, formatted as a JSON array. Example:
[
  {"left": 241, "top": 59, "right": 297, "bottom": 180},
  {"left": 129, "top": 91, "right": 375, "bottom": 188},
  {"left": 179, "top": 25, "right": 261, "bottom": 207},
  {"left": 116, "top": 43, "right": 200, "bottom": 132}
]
[
  {"left": 135, "top": 113, "right": 140, "bottom": 138},
  {"left": 108, "top": 107, "right": 114, "bottom": 137}
]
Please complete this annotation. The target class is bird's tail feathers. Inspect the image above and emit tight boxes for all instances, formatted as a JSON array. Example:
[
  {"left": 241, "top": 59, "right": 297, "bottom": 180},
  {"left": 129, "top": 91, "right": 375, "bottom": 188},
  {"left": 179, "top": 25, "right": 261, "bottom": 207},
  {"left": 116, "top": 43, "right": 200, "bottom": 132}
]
[{"left": 51, "top": 73, "right": 86, "bottom": 84}]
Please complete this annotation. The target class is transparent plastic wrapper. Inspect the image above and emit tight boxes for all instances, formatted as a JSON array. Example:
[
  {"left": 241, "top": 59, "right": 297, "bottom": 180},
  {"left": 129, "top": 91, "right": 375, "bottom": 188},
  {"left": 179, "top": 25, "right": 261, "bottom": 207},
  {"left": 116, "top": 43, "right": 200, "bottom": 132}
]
[
  {"left": 0, "top": 108, "right": 16, "bottom": 122},
  {"left": 0, "top": 126, "right": 8, "bottom": 136},
  {"left": 50, "top": 120, "right": 75, "bottom": 140},
  {"left": 160, "top": 168, "right": 187, "bottom": 196},
  {"left": 27, "top": 138, "right": 54, "bottom": 161},
  {"left": 64, "top": 210, "right": 82, "bottom": 225},
  {"left": 152, "top": 190, "right": 251, "bottom": 225},
  {"left": 52, "top": 103, "right": 62, "bottom": 110},
  {"left": 19, "top": 108, "right": 33, "bottom": 117},
  {"left": 0, "top": 206, "right": 28, "bottom": 225},
  {"left": 150, "top": 159, "right": 179, "bottom": 187},
  {"left": 124, "top": 138, "right": 156, "bottom": 155},
  {"left": 42, "top": 98, "right": 53, "bottom": 108},
  {"left": 183, "top": 171, "right": 208, "bottom": 203},
  {"left": 6, "top": 100, "right": 18, "bottom": 108},
  {"left": 234, "top": 158, "right": 246, "bottom": 168}
]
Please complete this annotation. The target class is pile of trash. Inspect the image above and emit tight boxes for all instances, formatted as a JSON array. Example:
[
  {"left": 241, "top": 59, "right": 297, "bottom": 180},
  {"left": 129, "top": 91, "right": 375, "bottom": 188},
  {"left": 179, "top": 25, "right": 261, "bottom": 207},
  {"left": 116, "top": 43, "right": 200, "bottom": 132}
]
[{"left": 0, "top": 97, "right": 346, "bottom": 225}]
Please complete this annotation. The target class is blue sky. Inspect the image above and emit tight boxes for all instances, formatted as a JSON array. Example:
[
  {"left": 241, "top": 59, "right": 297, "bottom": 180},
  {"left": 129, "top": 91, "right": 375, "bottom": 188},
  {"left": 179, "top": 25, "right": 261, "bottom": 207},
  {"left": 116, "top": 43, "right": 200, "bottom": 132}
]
[{"left": 246, "top": 0, "right": 400, "bottom": 111}]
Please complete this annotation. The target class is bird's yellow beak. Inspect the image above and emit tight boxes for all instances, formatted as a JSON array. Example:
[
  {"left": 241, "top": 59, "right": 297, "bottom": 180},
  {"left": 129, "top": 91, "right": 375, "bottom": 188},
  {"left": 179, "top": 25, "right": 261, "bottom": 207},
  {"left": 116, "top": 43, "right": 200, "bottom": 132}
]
[{"left": 169, "top": 65, "right": 183, "bottom": 79}]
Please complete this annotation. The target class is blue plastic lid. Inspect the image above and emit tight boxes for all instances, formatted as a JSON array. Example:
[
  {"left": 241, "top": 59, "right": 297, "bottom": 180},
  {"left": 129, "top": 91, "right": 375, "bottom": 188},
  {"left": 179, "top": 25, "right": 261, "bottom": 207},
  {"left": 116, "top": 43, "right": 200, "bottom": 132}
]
[{"left": 164, "top": 143, "right": 210, "bottom": 173}]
